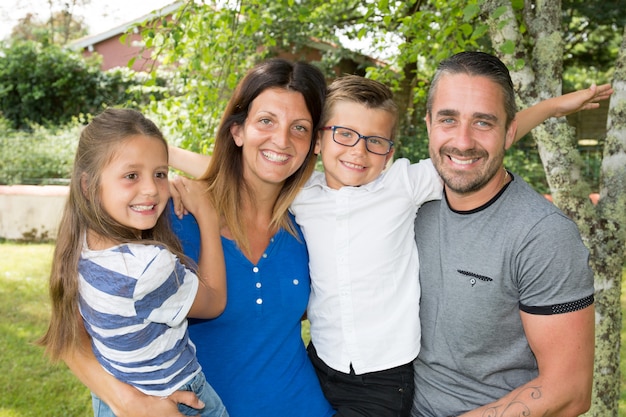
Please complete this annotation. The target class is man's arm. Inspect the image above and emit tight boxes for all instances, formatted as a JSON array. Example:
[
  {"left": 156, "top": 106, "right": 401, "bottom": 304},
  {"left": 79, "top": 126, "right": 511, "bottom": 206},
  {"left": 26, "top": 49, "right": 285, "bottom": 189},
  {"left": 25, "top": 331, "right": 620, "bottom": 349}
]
[
  {"left": 515, "top": 83, "right": 613, "bottom": 141},
  {"left": 62, "top": 319, "right": 202, "bottom": 417},
  {"left": 459, "top": 305, "right": 594, "bottom": 417}
]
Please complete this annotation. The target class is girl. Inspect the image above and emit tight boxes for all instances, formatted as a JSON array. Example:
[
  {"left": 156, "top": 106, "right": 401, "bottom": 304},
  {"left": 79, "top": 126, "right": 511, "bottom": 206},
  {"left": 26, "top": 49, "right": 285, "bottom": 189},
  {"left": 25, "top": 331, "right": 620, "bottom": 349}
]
[{"left": 38, "top": 108, "right": 228, "bottom": 417}]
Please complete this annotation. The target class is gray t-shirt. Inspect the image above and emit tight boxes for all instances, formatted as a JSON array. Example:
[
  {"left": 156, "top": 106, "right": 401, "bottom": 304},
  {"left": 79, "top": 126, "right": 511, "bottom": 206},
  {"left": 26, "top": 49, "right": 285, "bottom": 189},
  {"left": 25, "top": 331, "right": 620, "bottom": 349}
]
[{"left": 411, "top": 173, "right": 594, "bottom": 417}]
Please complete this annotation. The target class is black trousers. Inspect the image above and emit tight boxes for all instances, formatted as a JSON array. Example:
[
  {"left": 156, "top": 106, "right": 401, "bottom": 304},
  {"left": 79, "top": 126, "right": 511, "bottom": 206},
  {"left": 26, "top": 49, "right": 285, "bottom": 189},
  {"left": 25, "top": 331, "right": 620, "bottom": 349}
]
[{"left": 307, "top": 343, "right": 415, "bottom": 417}]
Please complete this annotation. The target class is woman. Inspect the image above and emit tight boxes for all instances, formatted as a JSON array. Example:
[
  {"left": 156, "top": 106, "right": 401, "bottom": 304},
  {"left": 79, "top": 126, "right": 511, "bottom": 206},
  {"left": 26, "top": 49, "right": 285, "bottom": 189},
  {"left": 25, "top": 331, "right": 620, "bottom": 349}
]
[{"left": 62, "top": 58, "right": 334, "bottom": 417}]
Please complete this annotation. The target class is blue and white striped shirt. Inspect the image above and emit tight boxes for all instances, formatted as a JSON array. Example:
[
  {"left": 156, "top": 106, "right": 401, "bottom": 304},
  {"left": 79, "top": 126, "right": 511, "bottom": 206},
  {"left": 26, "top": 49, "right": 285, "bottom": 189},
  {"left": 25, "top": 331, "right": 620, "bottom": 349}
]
[{"left": 79, "top": 241, "right": 201, "bottom": 396}]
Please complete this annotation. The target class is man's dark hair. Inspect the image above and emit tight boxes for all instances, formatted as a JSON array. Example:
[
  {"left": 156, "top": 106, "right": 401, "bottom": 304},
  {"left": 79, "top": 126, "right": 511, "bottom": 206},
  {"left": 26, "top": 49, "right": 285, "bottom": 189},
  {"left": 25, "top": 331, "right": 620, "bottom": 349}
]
[{"left": 426, "top": 51, "right": 518, "bottom": 128}]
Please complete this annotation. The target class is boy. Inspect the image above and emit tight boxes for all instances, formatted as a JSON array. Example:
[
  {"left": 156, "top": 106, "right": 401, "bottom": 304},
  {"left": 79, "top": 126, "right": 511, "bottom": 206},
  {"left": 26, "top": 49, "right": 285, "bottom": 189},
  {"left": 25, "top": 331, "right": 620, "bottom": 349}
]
[{"left": 291, "top": 76, "right": 438, "bottom": 416}]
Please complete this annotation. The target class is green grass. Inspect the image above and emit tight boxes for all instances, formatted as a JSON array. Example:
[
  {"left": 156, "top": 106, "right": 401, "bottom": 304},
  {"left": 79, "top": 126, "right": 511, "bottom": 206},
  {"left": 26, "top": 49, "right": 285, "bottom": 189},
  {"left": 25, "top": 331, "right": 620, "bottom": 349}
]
[
  {"left": 0, "top": 243, "right": 91, "bottom": 417},
  {"left": 1, "top": 242, "right": 625, "bottom": 415}
]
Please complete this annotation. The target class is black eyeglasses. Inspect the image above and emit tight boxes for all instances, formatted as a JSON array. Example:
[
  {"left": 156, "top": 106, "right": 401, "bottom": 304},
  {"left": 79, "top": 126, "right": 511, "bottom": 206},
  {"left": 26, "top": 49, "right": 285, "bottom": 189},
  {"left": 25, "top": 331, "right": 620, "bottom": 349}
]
[{"left": 321, "top": 126, "right": 394, "bottom": 155}]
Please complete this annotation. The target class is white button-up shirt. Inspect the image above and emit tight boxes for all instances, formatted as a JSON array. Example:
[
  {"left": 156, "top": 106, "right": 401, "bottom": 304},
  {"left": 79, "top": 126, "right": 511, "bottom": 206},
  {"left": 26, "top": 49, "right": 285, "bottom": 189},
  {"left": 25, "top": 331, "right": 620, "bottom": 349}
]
[{"left": 291, "top": 158, "right": 442, "bottom": 374}]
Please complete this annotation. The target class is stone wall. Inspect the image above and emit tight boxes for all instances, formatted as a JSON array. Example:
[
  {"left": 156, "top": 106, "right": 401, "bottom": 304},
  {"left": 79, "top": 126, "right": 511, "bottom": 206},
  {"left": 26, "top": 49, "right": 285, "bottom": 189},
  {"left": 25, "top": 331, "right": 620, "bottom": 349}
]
[{"left": 0, "top": 185, "right": 68, "bottom": 241}]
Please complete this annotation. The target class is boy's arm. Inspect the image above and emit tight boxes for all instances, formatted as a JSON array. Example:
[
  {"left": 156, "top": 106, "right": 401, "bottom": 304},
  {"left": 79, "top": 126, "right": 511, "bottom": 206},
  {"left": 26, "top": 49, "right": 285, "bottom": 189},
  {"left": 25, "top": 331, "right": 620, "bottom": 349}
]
[
  {"left": 62, "top": 318, "right": 201, "bottom": 417},
  {"left": 514, "top": 83, "right": 613, "bottom": 141},
  {"left": 168, "top": 145, "right": 212, "bottom": 218},
  {"left": 169, "top": 145, "right": 212, "bottom": 179},
  {"left": 171, "top": 175, "right": 227, "bottom": 318}
]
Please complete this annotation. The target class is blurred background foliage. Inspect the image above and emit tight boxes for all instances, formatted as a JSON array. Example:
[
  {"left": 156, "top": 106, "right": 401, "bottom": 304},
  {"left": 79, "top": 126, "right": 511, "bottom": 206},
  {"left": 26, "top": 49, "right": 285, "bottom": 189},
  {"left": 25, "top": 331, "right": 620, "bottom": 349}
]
[{"left": 0, "top": 0, "right": 623, "bottom": 194}]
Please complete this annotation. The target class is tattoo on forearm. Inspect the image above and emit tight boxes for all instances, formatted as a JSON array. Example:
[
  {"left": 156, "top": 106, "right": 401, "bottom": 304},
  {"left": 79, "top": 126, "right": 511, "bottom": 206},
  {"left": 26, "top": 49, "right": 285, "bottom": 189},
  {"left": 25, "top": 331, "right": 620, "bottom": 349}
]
[{"left": 480, "top": 386, "right": 545, "bottom": 417}]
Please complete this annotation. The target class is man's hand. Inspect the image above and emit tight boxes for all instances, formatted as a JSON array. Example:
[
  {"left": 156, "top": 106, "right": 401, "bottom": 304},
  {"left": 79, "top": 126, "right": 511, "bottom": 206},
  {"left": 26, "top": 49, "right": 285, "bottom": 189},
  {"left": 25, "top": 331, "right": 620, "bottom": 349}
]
[{"left": 552, "top": 83, "right": 613, "bottom": 118}]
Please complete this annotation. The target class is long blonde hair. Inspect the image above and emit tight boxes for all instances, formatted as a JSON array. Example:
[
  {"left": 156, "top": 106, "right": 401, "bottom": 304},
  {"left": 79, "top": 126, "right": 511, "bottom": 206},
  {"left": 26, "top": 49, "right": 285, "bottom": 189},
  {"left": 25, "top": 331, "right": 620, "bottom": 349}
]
[
  {"left": 38, "top": 108, "right": 187, "bottom": 360},
  {"left": 201, "top": 59, "right": 326, "bottom": 254}
]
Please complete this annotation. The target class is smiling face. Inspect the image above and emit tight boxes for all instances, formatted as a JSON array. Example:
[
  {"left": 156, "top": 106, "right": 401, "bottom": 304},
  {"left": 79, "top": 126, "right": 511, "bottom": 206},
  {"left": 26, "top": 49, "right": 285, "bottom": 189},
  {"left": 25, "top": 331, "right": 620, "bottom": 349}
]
[
  {"left": 426, "top": 73, "right": 517, "bottom": 208},
  {"left": 230, "top": 88, "right": 314, "bottom": 191},
  {"left": 315, "top": 101, "right": 395, "bottom": 190},
  {"left": 98, "top": 134, "right": 170, "bottom": 236}
]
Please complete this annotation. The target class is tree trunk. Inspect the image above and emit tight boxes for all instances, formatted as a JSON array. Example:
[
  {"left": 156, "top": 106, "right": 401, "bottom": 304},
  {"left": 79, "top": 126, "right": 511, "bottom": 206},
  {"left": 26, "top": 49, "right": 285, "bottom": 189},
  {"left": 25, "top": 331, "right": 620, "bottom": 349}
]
[
  {"left": 484, "top": 1, "right": 626, "bottom": 415},
  {"left": 584, "top": 26, "right": 626, "bottom": 416}
]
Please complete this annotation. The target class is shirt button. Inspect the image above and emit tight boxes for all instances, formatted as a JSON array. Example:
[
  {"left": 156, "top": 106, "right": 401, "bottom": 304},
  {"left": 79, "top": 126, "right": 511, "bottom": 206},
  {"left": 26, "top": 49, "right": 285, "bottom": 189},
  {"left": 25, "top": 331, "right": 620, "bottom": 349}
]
[
  {"left": 253, "top": 267, "right": 259, "bottom": 273},
  {"left": 262, "top": 253, "right": 268, "bottom": 258},
  {"left": 293, "top": 279, "right": 299, "bottom": 285},
  {"left": 256, "top": 298, "right": 263, "bottom": 304},
  {"left": 256, "top": 282, "right": 262, "bottom": 288}
]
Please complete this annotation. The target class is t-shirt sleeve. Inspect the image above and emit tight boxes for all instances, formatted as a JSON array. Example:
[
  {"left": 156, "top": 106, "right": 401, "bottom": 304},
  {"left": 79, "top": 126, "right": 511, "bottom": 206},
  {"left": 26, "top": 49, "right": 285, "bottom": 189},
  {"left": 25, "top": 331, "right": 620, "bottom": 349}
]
[{"left": 516, "top": 213, "right": 594, "bottom": 314}]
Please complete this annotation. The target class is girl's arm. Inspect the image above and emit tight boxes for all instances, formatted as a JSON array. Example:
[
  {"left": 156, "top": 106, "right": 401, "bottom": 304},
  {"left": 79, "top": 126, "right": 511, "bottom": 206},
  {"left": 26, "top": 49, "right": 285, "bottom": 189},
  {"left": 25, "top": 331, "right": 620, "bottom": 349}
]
[
  {"left": 171, "top": 175, "right": 227, "bottom": 318},
  {"left": 169, "top": 145, "right": 211, "bottom": 179},
  {"left": 515, "top": 83, "right": 613, "bottom": 141},
  {"left": 62, "top": 317, "right": 202, "bottom": 417}
]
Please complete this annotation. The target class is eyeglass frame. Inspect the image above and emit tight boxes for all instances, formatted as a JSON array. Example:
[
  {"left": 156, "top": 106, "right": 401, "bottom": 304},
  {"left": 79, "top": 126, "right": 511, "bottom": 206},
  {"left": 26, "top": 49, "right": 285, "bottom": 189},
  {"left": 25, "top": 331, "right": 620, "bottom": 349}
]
[{"left": 320, "top": 126, "right": 394, "bottom": 156}]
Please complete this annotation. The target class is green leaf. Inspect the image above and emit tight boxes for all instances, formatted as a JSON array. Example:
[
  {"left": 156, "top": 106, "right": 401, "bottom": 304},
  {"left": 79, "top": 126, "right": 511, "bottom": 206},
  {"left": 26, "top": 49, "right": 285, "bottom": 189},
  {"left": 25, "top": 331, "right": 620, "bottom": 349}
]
[
  {"left": 460, "top": 23, "right": 473, "bottom": 37},
  {"left": 500, "top": 39, "right": 516, "bottom": 54},
  {"left": 511, "top": 0, "right": 524, "bottom": 10},
  {"left": 463, "top": 4, "right": 481, "bottom": 21},
  {"left": 492, "top": 5, "right": 508, "bottom": 20}
]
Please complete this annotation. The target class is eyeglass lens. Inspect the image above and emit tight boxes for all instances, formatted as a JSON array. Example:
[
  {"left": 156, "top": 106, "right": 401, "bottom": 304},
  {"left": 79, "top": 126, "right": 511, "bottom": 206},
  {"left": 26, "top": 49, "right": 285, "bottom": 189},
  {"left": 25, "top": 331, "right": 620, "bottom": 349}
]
[{"left": 332, "top": 127, "right": 392, "bottom": 155}]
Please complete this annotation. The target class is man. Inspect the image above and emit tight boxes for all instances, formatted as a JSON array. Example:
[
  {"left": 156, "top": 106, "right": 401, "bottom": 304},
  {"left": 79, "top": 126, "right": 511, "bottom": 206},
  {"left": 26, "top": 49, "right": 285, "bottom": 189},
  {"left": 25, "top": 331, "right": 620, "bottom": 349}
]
[{"left": 412, "top": 51, "right": 595, "bottom": 417}]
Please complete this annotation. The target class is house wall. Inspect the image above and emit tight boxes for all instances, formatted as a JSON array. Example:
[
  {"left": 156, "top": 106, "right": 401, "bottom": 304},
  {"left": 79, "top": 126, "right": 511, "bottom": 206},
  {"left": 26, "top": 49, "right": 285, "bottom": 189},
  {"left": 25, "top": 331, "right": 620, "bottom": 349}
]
[
  {"left": 0, "top": 184, "right": 599, "bottom": 243},
  {"left": 0, "top": 186, "right": 68, "bottom": 241},
  {"left": 81, "top": 31, "right": 157, "bottom": 71}
]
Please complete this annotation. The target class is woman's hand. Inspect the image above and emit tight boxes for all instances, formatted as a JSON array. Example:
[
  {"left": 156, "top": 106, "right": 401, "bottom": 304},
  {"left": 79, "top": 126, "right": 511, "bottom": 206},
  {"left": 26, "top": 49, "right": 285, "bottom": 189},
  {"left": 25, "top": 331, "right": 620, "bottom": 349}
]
[
  {"left": 114, "top": 391, "right": 203, "bottom": 417},
  {"left": 62, "top": 321, "right": 203, "bottom": 417},
  {"left": 136, "top": 391, "right": 204, "bottom": 417}
]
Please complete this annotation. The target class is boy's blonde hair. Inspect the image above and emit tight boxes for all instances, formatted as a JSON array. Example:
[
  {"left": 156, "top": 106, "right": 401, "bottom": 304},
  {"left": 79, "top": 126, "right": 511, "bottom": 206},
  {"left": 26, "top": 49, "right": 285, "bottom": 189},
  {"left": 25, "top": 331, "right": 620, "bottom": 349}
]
[{"left": 321, "top": 75, "right": 399, "bottom": 141}]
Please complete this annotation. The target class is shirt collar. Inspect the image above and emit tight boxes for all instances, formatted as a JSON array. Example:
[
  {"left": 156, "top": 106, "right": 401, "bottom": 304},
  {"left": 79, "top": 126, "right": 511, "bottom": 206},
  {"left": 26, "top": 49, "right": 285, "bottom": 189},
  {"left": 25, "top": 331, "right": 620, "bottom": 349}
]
[{"left": 303, "top": 170, "right": 386, "bottom": 192}]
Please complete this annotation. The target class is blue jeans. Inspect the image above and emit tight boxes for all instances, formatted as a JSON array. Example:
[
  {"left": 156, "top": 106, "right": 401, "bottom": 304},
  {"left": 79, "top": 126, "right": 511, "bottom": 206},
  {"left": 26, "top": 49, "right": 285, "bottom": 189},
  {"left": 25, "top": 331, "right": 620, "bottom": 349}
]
[{"left": 91, "top": 371, "right": 228, "bottom": 417}]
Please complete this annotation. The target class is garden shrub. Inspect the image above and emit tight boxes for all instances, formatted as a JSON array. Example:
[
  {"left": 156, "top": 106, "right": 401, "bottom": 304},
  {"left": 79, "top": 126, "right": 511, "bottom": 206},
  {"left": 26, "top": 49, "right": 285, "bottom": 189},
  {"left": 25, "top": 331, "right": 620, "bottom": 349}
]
[
  {"left": 0, "top": 41, "right": 104, "bottom": 129},
  {"left": 0, "top": 41, "right": 170, "bottom": 131},
  {"left": 0, "top": 119, "right": 79, "bottom": 185}
]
